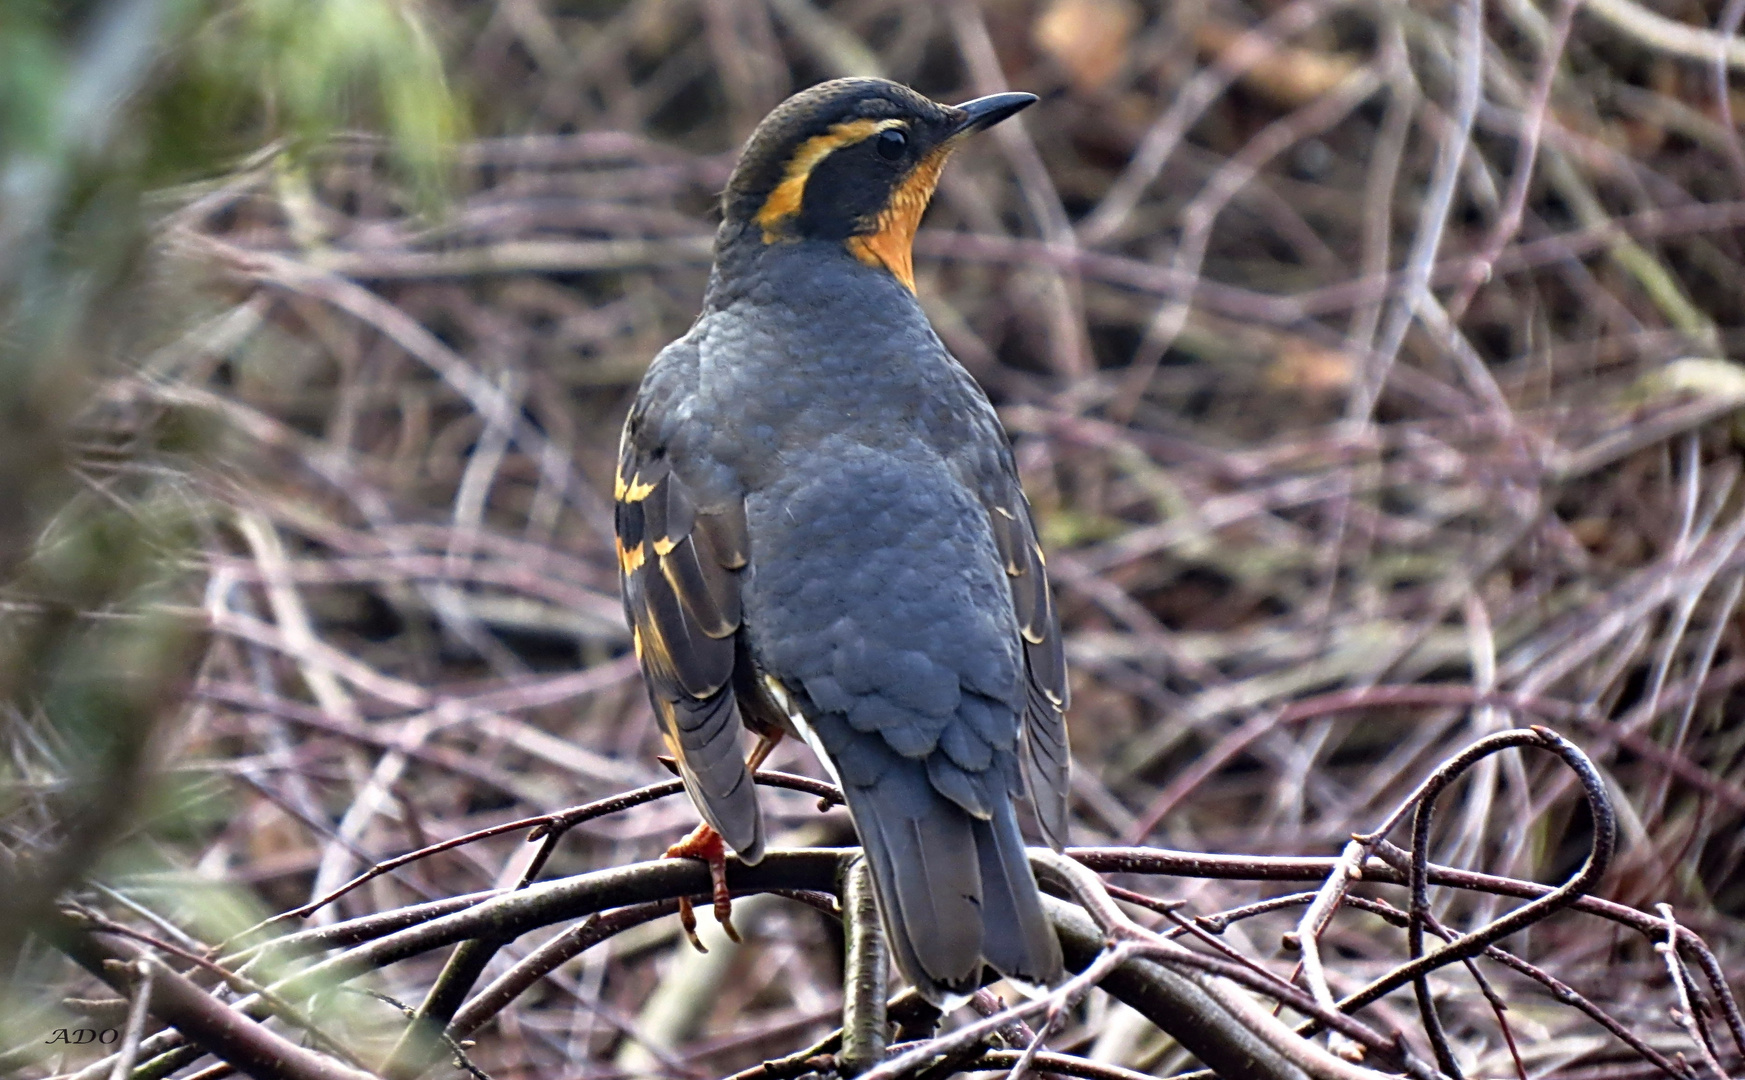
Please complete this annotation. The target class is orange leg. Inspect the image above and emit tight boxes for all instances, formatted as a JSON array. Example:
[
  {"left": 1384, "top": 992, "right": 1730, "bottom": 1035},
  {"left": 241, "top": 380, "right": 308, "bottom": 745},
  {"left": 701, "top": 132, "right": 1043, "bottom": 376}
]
[
  {"left": 666, "top": 822, "right": 738, "bottom": 949},
  {"left": 746, "top": 730, "right": 782, "bottom": 770},
  {"left": 666, "top": 732, "right": 784, "bottom": 951}
]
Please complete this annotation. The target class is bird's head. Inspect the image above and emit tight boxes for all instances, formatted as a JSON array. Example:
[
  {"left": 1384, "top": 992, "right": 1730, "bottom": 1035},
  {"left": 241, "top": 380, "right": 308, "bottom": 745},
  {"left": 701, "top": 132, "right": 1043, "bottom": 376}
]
[{"left": 719, "top": 78, "right": 1036, "bottom": 292}]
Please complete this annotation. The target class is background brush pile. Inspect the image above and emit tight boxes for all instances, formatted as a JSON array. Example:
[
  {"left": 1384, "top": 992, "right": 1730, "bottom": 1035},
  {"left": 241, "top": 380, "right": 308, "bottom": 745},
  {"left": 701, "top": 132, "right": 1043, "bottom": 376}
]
[{"left": 2, "top": 0, "right": 1744, "bottom": 1077}]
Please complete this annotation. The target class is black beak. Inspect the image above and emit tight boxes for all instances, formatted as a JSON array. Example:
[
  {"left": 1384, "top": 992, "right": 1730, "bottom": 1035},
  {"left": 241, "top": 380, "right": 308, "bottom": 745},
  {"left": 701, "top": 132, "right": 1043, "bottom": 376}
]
[{"left": 951, "top": 91, "right": 1038, "bottom": 136}]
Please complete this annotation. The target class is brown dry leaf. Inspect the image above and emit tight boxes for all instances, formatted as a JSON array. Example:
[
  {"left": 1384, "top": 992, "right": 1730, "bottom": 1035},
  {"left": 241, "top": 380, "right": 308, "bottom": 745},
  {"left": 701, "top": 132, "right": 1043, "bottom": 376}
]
[
  {"left": 246, "top": 798, "right": 314, "bottom": 864},
  {"left": 1266, "top": 338, "right": 1356, "bottom": 393},
  {"left": 1034, "top": 0, "right": 1141, "bottom": 93},
  {"left": 1569, "top": 517, "right": 1612, "bottom": 550},
  {"left": 1619, "top": 115, "right": 1668, "bottom": 155},
  {"left": 1194, "top": 17, "right": 1357, "bottom": 108}
]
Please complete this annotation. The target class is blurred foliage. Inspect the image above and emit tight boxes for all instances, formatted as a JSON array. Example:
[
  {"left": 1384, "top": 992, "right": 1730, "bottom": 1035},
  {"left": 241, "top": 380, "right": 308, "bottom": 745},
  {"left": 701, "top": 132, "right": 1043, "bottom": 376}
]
[
  {"left": 0, "top": 0, "right": 463, "bottom": 1013},
  {"left": 176, "top": 0, "right": 463, "bottom": 201}
]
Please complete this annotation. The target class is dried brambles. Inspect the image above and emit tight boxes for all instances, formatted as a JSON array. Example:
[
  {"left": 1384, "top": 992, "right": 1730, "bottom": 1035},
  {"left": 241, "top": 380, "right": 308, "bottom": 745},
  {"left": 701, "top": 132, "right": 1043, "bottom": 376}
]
[{"left": 7, "top": 0, "right": 1745, "bottom": 1077}]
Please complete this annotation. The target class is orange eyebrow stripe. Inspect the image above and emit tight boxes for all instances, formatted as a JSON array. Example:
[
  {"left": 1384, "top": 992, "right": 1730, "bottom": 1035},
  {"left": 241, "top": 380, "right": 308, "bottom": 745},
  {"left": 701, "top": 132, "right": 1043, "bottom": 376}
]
[
  {"left": 845, "top": 145, "right": 952, "bottom": 293},
  {"left": 755, "top": 119, "right": 897, "bottom": 239}
]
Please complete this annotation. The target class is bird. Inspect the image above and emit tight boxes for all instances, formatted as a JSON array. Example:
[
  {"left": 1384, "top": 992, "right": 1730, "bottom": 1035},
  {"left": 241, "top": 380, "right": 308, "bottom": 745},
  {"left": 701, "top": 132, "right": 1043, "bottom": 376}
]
[{"left": 614, "top": 77, "right": 1071, "bottom": 1003}]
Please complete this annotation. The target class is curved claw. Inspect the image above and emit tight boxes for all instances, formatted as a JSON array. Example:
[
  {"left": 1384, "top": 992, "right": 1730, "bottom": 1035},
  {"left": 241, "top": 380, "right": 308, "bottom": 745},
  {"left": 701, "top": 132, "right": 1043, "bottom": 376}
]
[{"left": 665, "top": 823, "right": 741, "bottom": 947}]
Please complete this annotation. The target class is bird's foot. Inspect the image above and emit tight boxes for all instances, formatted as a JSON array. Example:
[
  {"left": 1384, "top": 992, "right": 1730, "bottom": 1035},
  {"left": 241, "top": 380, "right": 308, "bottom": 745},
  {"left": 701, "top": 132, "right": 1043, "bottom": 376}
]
[{"left": 665, "top": 822, "right": 740, "bottom": 951}]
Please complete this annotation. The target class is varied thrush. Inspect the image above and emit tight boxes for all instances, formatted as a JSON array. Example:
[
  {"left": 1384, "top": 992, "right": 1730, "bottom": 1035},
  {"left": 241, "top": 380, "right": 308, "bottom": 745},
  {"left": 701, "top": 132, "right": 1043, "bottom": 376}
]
[{"left": 615, "top": 77, "right": 1070, "bottom": 1002}]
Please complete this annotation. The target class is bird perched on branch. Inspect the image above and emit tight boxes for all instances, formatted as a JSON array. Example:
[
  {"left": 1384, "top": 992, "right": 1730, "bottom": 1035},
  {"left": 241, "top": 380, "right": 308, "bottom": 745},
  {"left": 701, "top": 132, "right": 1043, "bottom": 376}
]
[{"left": 615, "top": 77, "right": 1070, "bottom": 1002}]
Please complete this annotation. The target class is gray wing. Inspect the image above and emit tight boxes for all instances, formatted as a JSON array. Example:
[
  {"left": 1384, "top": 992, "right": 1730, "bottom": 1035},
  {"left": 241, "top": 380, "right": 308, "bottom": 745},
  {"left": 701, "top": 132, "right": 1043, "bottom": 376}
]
[
  {"left": 615, "top": 386, "right": 764, "bottom": 862},
  {"left": 983, "top": 476, "right": 1071, "bottom": 851}
]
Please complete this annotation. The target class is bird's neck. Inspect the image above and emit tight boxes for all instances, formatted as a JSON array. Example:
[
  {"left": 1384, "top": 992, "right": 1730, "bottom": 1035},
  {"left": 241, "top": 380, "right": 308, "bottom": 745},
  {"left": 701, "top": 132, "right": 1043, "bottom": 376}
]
[
  {"left": 695, "top": 229, "right": 951, "bottom": 422},
  {"left": 705, "top": 220, "right": 919, "bottom": 313}
]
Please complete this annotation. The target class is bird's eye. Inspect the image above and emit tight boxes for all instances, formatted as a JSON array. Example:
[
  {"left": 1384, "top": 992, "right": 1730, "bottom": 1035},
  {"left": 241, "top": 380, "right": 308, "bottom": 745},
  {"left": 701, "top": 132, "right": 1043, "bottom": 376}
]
[{"left": 875, "top": 128, "right": 908, "bottom": 160}]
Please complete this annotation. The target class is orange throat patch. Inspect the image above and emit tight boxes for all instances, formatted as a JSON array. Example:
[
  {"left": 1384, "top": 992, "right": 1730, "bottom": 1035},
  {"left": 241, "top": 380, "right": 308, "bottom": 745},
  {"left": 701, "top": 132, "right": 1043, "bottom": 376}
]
[{"left": 846, "top": 148, "right": 951, "bottom": 293}]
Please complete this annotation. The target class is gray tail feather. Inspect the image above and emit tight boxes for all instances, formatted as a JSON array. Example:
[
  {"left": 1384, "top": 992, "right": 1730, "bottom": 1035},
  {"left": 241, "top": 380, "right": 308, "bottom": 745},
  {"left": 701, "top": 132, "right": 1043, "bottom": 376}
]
[
  {"left": 973, "top": 808, "right": 1063, "bottom": 986},
  {"left": 845, "top": 769, "right": 983, "bottom": 1001},
  {"left": 842, "top": 759, "right": 1062, "bottom": 1002}
]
